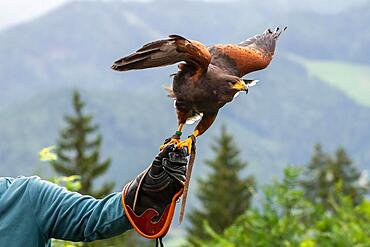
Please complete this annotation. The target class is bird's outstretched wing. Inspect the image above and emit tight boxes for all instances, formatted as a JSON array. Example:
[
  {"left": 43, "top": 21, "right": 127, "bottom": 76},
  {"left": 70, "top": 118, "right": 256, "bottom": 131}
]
[
  {"left": 112, "top": 35, "right": 211, "bottom": 79},
  {"left": 209, "top": 27, "right": 286, "bottom": 77}
]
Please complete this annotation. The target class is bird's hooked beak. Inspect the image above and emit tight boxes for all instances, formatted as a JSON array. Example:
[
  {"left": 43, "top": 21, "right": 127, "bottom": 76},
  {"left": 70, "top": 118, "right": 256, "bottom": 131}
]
[
  {"left": 231, "top": 79, "right": 248, "bottom": 92},
  {"left": 242, "top": 79, "right": 260, "bottom": 93},
  {"left": 231, "top": 79, "right": 260, "bottom": 94}
]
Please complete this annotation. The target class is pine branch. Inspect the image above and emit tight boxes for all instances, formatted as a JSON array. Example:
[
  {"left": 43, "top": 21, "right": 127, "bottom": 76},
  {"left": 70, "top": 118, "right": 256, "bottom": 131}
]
[
  {"left": 51, "top": 162, "right": 76, "bottom": 176},
  {"left": 90, "top": 158, "right": 111, "bottom": 178},
  {"left": 85, "top": 135, "right": 102, "bottom": 149}
]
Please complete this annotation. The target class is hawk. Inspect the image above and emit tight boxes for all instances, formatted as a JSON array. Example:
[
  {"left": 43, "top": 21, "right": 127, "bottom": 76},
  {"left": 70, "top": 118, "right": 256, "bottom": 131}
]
[{"left": 112, "top": 27, "right": 286, "bottom": 152}]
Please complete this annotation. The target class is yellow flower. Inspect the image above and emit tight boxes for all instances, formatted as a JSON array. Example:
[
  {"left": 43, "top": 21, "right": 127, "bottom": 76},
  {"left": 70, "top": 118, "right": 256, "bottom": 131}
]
[
  {"left": 300, "top": 240, "right": 315, "bottom": 247},
  {"left": 39, "top": 145, "right": 58, "bottom": 162}
]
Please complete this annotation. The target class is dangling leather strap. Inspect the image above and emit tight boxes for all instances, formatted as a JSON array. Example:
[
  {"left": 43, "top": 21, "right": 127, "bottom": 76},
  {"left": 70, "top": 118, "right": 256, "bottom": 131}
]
[
  {"left": 156, "top": 237, "right": 164, "bottom": 247},
  {"left": 179, "top": 135, "right": 196, "bottom": 223}
]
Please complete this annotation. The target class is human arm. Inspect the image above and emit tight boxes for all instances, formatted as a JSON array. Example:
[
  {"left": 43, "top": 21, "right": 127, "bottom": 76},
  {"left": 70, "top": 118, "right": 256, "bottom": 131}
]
[{"left": 27, "top": 177, "right": 131, "bottom": 242}]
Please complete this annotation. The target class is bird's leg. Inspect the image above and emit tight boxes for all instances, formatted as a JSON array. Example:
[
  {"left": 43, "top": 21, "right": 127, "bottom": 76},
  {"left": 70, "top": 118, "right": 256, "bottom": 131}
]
[
  {"left": 178, "top": 123, "right": 184, "bottom": 133},
  {"left": 160, "top": 123, "right": 186, "bottom": 150},
  {"left": 160, "top": 109, "right": 190, "bottom": 150},
  {"left": 177, "top": 112, "right": 218, "bottom": 154}
]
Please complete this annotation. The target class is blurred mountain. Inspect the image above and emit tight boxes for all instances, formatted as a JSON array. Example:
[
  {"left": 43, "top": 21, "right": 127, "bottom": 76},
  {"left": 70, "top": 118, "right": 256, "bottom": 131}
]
[
  {"left": 1, "top": 0, "right": 370, "bottom": 188},
  {"left": 248, "top": 0, "right": 368, "bottom": 14}
]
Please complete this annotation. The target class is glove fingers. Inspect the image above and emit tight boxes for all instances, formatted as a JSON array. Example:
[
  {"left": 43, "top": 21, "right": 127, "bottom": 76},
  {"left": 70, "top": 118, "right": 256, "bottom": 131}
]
[
  {"left": 151, "top": 145, "right": 188, "bottom": 184},
  {"left": 151, "top": 145, "right": 186, "bottom": 176},
  {"left": 152, "top": 144, "right": 176, "bottom": 168},
  {"left": 163, "top": 159, "right": 186, "bottom": 184},
  {"left": 168, "top": 150, "right": 188, "bottom": 164},
  {"left": 157, "top": 144, "right": 176, "bottom": 159}
]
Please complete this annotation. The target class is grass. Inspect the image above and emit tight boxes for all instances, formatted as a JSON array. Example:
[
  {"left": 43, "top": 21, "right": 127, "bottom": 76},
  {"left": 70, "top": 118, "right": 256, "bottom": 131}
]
[{"left": 288, "top": 54, "right": 370, "bottom": 107}]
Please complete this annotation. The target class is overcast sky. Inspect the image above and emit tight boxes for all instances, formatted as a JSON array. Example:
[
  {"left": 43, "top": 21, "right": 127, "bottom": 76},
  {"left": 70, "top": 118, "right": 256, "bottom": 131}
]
[
  {"left": 0, "top": 0, "right": 368, "bottom": 31},
  {"left": 0, "top": 0, "right": 72, "bottom": 30}
]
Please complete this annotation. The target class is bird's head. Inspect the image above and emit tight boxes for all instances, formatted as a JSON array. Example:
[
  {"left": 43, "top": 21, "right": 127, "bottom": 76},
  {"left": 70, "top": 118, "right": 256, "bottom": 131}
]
[
  {"left": 227, "top": 77, "right": 257, "bottom": 91},
  {"left": 229, "top": 78, "right": 247, "bottom": 92}
]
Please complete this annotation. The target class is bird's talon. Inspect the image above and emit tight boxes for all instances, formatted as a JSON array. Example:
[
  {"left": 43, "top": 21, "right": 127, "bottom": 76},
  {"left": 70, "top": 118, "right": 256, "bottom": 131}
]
[
  {"left": 177, "top": 137, "right": 194, "bottom": 155},
  {"left": 160, "top": 138, "right": 180, "bottom": 150}
]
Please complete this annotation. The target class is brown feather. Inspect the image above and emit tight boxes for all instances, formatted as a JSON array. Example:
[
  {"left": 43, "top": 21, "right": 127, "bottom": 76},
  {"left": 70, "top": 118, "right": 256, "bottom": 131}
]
[
  {"left": 210, "top": 44, "right": 271, "bottom": 77},
  {"left": 111, "top": 35, "right": 211, "bottom": 76},
  {"left": 209, "top": 27, "right": 286, "bottom": 77}
]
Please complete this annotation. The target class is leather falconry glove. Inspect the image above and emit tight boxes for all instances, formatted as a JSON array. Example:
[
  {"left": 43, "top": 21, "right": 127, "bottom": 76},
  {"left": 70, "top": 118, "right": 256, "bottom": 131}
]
[{"left": 122, "top": 144, "right": 188, "bottom": 246}]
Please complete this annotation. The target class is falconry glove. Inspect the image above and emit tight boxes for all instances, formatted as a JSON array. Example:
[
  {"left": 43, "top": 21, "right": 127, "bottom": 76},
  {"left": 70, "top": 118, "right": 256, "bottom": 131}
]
[{"left": 122, "top": 145, "right": 188, "bottom": 245}]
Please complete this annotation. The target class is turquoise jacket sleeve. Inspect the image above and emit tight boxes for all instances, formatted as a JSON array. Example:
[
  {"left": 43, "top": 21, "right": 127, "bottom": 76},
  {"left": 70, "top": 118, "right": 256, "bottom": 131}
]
[{"left": 27, "top": 176, "right": 132, "bottom": 242}]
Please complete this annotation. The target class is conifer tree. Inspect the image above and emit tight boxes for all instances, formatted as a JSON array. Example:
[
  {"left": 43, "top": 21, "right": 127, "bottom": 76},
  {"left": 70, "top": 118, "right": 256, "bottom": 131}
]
[
  {"left": 51, "top": 90, "right": 114, "bottom": 198},
  {"left": 186, "top": 125, "right": 255, "bottom": 246},
  {"left": 301, "top": 144, "right": 368, "bottom": 209}
]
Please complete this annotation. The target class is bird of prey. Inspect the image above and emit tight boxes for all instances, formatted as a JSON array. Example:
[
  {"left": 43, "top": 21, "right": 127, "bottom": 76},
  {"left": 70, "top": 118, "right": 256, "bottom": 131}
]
[{"left": 111, "top": 27, "right": 286, "bottom": 153}]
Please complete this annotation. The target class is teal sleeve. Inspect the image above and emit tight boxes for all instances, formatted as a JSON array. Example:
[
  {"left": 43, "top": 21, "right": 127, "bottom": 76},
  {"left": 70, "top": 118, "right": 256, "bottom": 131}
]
[{"left": 27, "top": 177, "right": 132, "bottom": 242}]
